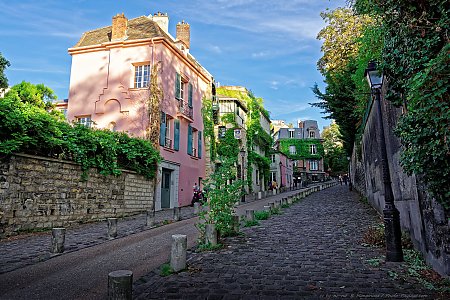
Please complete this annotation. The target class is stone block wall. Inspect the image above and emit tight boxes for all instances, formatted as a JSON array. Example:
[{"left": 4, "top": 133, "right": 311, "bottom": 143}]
[
  {"left": 0, "top": 154, "right": 154, "bottom": 237},
  {"left": 350, "top": 90, "right": 450, "bottom": 277}
]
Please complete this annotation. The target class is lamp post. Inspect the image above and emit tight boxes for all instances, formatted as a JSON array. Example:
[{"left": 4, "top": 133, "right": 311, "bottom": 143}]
[
  {"left": 347, "top": 156, "right": 352, "bottom": 191},
  {"left": 365, "top": 61, "right": 403, "bottom": 262},
  {"left": 240, "top": 148, "right": 246, "bottom": 202}
]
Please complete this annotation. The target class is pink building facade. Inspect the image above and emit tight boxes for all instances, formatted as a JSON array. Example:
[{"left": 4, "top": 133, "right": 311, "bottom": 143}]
[{"left": 67, "top": 13, "right": 213, "bottom": 209}]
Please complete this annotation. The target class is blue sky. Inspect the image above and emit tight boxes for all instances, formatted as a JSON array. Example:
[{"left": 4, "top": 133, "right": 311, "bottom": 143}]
[{"left": 0, "top": 0, "right": 347, "bottom": 130}]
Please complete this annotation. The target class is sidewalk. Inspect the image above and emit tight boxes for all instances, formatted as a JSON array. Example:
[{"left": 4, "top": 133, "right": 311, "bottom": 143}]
[
  {"left": 0, "top": 184, "right": 309, "bottom": 275},
  {"left": 133, "top": 185, "right": 441, "bottom": 299}
]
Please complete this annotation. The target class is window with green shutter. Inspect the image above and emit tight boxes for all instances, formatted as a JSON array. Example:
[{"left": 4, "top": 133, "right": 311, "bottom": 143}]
[
  {"left": 187, "top": 124, "right": 193, "bottom": 155},
  {"left": 188, "top": 83, "right": 193, "bottom": 107},
  {"left": 198, "top": 131, "right": 202, "bottom": 158},
  {"left": 174, "top": 119, "right": 180, "bottom": 151},
  {"left": 159, "top": 112, "right": 166, "bottom": 146},
  {"left": 175, "top": 72, "right": 181, "bottom": 99}
]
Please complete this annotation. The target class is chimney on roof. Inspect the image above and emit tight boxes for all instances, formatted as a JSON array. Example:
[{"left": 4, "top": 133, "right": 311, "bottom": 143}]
[
  {"left": 151, "top": 11, "right": 169, "bottom": 34},
  {"left": 112, "top": 13, "right": 128, "bottom": 41},
  {"left": 176, "top": 20, "right": 190, "bottom": 48}
]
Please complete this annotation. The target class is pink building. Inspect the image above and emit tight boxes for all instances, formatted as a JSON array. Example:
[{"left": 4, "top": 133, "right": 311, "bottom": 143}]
[{"left": 67, "top": 12, "right": 213, "bottom": 209}]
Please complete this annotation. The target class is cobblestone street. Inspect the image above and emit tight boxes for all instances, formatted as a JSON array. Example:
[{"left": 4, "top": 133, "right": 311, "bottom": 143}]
[{"left": 134, "top": 185, "right": 441, "bottom": 299}]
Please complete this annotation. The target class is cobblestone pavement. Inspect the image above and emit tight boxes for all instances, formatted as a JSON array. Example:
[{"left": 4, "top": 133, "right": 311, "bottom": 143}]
[
  {"left": 134, "top": 185, "right": 442, "bottom": 299},
  {"left": 0, "top": 186, "right": 304, "bottom": 275}
]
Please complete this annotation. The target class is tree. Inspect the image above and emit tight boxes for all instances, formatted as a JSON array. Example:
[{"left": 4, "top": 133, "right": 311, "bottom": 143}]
[
  {"left": 6, "top": 81, "right": 56, "bottom": 109},
  {"left": 321, "top": 122, "right": 348, "bottom": 175},
  {"left": 0, "top": 52, "right": 10, "bottom": 91}
]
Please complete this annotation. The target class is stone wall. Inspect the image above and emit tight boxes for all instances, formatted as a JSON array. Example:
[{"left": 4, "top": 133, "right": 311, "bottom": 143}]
[
  {"left": 0, "top": 154, "right": 154, "bottom": 237},
  {"left": 350, "top": 89, "right": 450, "bottom": 277}
]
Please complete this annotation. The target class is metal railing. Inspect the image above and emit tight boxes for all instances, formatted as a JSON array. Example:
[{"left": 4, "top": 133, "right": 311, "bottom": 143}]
[{"left": 177, "top": 99, "right": 193, "bottom": 119}]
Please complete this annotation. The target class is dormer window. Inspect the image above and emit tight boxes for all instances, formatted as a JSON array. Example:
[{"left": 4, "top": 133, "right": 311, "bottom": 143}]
[{"left": 309, "top": 130, "right": 315, "bottom": 138}]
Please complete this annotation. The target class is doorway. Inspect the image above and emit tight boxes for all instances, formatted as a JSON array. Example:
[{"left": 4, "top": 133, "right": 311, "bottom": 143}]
[{"left": 161, "top": 168, "right": 171, "bottom": 208}]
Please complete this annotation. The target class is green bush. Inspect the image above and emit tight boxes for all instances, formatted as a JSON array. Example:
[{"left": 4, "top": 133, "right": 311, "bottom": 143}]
[{"left": 0, "top": 84, "right": 161, "bottom": 180}]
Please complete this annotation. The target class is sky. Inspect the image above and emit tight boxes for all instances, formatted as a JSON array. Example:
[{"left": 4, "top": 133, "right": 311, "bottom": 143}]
[{"left": 0, "top": 0, "right": 347, "bottom": 130}]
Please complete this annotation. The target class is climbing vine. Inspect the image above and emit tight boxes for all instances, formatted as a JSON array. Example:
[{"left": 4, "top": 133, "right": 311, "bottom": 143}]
[
  {"left": 201, "top": 97, "right": 216, "bottom": 162},
  {"left": 278, "top": 139, "right": 325, "bottom": 160},
  {"left": 146, "top": 63, "right": 164, "bottom": 148}
]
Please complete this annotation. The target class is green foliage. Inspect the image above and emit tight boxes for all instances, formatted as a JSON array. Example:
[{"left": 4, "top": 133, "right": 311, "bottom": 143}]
[
  {"left": 160, "top": 263, "right": 174, "bottom": 276},
  {"left": 0, "top": 82, "right": 161, "bottom": 180},
  {"left": 197, "top": 242, "right": 224, "bottom": 252},
  {"left": 321, "top": 123, "right": 348, "bottom": 174},
  {"left": 244, "top": 220, "right": 260, "bottom": 227},
  {"left": 254, "top": 210, "right": 270, "bottom": 220},
  {"left": 354, "top": 0, "right": 450, "bottom": 207},
  {"left": 216, "top": 127, "right": 240, "bottom": 160},
  {"left": 7, "top": 81, "right": 57, "bottom": 109},
  {"left": 220, "top": 113, "right": 236, "bottom": 125},
  {"left": 197, "top": 158, "right": 244, "bottom": 242},
  {"left": 278, "top": 138, "right": 324, "bottom": 160},
  {"left": 201, "top": 97, "right": 216, "bottom": 161},
  {"left": 0, "top": 52, "right": 10, "bottom": 90}
]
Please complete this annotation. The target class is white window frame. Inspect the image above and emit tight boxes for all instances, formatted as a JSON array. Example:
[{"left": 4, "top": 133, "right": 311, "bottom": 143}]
[
  {"left": 309, "top": 130, "right": 315, "bottom": 138},
  {"left": 134, "top": 64, "right": 150, "bottom": 88},
  {"left": 271, "top": 154, "right": 276, "bottom": 163},
  {"left": 289, "top": 130, "right": 295, "bottom": 138},
  {"left": 77, "top": 116, "right": 92, "bottom": 128},
  {"left": 309, "top": 160, "right": 318, "bottom": 171},
  {"left": 310, "top": 144, "right": 317, "bottom": 155},
  {"left": 289, "top": 145, "right": 296, "bottom": 155}
]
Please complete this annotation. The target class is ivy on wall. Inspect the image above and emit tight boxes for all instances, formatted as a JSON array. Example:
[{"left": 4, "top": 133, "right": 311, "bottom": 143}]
[
  {"left": 278, "top": 138, "right": 324, "bottom": 160},
  {"left": 201, "top": 97, "right": 217, "bottom": 162}
]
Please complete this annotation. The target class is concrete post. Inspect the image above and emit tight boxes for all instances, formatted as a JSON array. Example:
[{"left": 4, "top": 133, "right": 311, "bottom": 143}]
[
  {"left": 205, "top": 223, "right": 217, "bottom": 246},
  {"left": 51, "top": 227, "right": 65, "bottom": 254},
  {"left": 273, "top": 189, "right": 277, "bottom": 196},
  {"left": 258, "top": 191, "right": 262, "bottom": 200},
  {"left": 146, "top": 210, "right": 155, "bottom": 227},
  {"left": 282, "top": 197, "right": 288, "bottom": 206},
  {"left": 193, "top": 202, "right": 200, "bottom": 215},
  {"left": 287, "top": 197, "right": 293, "bottom": 205},
  {"left": 108, "top": 218, "right": 118, "bottom": 239},
  {"left": 246, "top": 209, "right": 255, "bottom": 222},
  {"left": 170, "top": 234, "right": 187, "bottom": 272},
  {"left": 275, "top": 200, "right": 281, "bottom": 209},
  {"left": 173, "top": 207, "right": 181, "bottom": 221},
  {"left": 108, "top": 270, "right": 133, "bottom": 300},
  {"left": 269, "top": 202, "right": 275, "bottom": 211},
  {"left": 232, "top": 215, "right": 240, "bottom": 233}
]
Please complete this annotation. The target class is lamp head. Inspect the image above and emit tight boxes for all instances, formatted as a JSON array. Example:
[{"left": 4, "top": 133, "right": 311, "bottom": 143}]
[{"left": 365, "top": 61, "right": 384, "bottom": 89}]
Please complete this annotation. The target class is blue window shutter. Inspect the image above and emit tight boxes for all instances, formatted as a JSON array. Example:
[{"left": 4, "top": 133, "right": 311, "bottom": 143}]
[
  {"left": 174, "top": 119, "right": 180, "bottom": 151},
  {"left": 188, "top": 83, "right": 193, "bottom": 107},
  {"left": 175, "top": 73, "right": 181, "bottom": 99},
  {"left": 187, "top": 124, "right": 193, "bottom": 155},
  {"left": 198, "top": 131, "right": 202, "bottom": 158},
  {"left": 159, "top": 112, "right": 166, "bottom": 146}
]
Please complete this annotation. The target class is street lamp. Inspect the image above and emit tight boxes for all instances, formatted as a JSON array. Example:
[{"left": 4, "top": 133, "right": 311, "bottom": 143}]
[
  {"left": 365, "top": 61, "right": 403, "bottom": 262},
  {"left": 240, "top": 148, "right": 246, "bottom": 202}
]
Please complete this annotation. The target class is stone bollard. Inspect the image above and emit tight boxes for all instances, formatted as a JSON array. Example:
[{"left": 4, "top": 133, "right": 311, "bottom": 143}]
[
  {"left": 173, "top": 207, "right": 181, "bottom": 221},
  {"left": 258, "top": 191, "right": 262, "bottom": 200},
  {"left": 232, "top": 215, "right": 240, "bottom": 233},
  {"left": 282, "top": 197, "right": 288, "bottom": 206},
  {"left": 269, "top": 202, "right": 275, "bottom": 211},
  {"left": 146, "top": 210, "right": 155, "bottom": 227},
  {"left": 263, "top": 205, "right": 271, "bottom": 215},
  {"left": 108, "top": 270, "right": 133, "bottom": 300},
  {"left": 287, "top": 197, "right": 293, "bottom": 205},
  {"left": 193, "top": 202, "right": 200, "bottom": 215},
  {"left": 170, "top": 234, "right": 187, "bottom": 272},
  {"left": 246, "top": 209, "right": 255, "bottom": 222},
  {"left": 275, "top": 200, "right": 281, "bottom": 209},
  {"left": 51, "top": 227, "right": 65, "bottom": 254},
  {"left": 205, "top": 223, "right": 217, "bottom": 246},
  {"left": 273, "top": 189, "right": 277, "bottom": 196},
  {"left": 108, "top": 218, "right": 118, "bottom": 239}
]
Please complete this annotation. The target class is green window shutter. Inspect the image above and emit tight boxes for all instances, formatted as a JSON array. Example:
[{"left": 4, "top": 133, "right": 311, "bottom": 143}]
[
  {"left": 174, "top": 119, "right": 180, "bottom": 151},
  {"left": 187, "top": 124, "right": 193, "bottom": 155},
  {"left": 175, "top": 73, "right": 181, "bottom": 99},
  {"left": 159, "top": 112, "right": 166, "bottom": 146},
  {"left": 188, "top": 83, "right": 193, "bottom": 107},
  {"left": 198, "top": 131, "right": 202, "bottom": 158}
]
